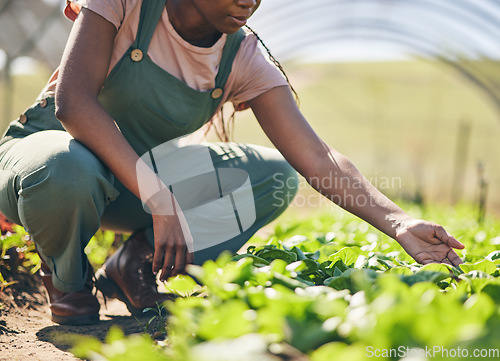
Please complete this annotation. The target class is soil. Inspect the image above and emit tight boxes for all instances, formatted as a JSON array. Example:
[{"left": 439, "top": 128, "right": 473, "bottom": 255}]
[
  {"left": 0, "top": 272, "right": 310, "bottom": 361},
  {"left": 0, "top": 220, "right": 307, "bottom": 361},
  {"left": 0, "top": 271, "right": 151, "bottom": 361}
]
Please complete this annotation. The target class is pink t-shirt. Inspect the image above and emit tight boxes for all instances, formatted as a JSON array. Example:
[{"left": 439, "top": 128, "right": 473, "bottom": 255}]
[{"left": 44, "top": 0, "right": 287, "bottom": 111}]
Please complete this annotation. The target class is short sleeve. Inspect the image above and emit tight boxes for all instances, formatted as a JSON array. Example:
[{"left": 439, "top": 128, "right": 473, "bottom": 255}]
[
  {"left": 65, "top": 0, "right": 126, "bottom": 30},
  {"left": 228, "top": 33, "right": 289, "bottom": 107}
]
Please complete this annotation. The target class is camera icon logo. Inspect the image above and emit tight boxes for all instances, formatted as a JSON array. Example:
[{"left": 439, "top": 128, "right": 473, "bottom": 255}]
[{"left": 136, "top": 139, "right": 256, "bottom": 252}]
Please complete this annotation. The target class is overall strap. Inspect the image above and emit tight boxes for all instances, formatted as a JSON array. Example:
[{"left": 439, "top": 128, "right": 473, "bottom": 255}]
[
  {"left": 214, "top": 29, "right": 246, "bottom": 89},
  {"left": 133, "top": 0, "right": 168, "bottom": 52}
]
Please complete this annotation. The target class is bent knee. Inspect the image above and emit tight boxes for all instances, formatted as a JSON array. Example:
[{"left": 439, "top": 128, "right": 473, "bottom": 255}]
[{"left": 29, "top": 140, "right": 110, "bottom": 194}]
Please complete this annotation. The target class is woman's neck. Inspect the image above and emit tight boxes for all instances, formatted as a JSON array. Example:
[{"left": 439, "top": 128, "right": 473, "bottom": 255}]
[{"left": 166, "top": 0, "right": 222, "bottom": 48}]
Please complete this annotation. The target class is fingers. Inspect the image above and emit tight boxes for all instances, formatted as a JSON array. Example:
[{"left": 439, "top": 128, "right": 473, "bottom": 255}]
[
  {"left": 152, "top": 243, "right": 165, "bottom": 276},
  {"left": 421, "top": 257, "right": 455, "bottom": 268},
  {"left": 154, "top": 238, "right": 193, "bottom": 281},
  {"left": 446, "top": 249, "right": 463, "bottom": 267},
  {"left": 155, "top": 242, "right": 188, "bottom": 281},
  {"left": 153, "top": 244, "right": 186, "bottom": 281},
  {"left": 420, "top": 248, "right": 463, "bottom": 267},
  {"left": 440, "top": 259, "right": 454, "bottom": 267},
  {"left": 151, "top": 212, "right": 193, "bottom": 281},
  {"left": 160, "top": 243, "right": 176, "bottom": 281},
  {"left": 434, "top": 225, "right": 465, "bottom": 250},
  {"left": 422, "top": 259, "right": 453, "bottom": 267},
  {"left": 158, "top": 246, "right": 194, "bottom": 281},
  {"left": 171, "top": 245, "right": 186, "bottom": 278},
  {"left": 187, "top": 250, "right": 195, "bottom": 265}
]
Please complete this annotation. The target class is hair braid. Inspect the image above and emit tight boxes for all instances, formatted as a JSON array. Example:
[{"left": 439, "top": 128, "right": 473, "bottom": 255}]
[
  {"left": 208, "top": 26, "right": 299, "bottom": 142},
  {"left": 244, "top": 25, "right": 299, "bottom": 105}
]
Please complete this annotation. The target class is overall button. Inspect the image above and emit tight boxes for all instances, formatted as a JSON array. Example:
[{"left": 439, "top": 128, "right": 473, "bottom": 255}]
[
  {"left": 40, "top": 98, "right": 48, "bottom": 108},
  {"left": 19, "top": 114, "right": 28, "bottom": 124},
  {"left": 131, "top": 49, "right": 143, "bottom": 62},
  {"left": 211, "top": 88, "right": 223, "bottom": 99}
]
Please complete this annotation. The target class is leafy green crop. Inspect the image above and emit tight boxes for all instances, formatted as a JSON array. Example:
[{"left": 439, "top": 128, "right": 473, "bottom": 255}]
[
  {"left": 67, "top": 203, "right": 500, "bottom": 360},
  {"left": 0, "top": 225, "right": 40, "bottom": 290}
]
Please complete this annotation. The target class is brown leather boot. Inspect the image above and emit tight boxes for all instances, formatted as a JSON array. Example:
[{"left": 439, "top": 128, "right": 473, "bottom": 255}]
[
  {"left": 95, "top": 231, "right": 174, "bottom": 315},
  {"left": 39, "top": 257, "right": 100, "bottom": 325}
]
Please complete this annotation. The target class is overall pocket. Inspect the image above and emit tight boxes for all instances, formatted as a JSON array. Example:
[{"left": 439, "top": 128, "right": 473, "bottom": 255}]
[{"left": 2, "top": 97, "right": 65, "bottom": 140}]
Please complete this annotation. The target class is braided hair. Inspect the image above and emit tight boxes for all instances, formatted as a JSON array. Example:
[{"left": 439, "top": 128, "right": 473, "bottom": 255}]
[{"left": 245, "top": 26, "right": 299, "bottom": 104}]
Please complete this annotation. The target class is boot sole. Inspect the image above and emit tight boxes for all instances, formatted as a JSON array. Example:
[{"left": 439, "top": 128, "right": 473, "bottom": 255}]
[
  {"left": 95, "top": 268, "right": 146, "bottom": 316},
  {"left": 51, "top": 313, "right": 99, "bottom": 326}
]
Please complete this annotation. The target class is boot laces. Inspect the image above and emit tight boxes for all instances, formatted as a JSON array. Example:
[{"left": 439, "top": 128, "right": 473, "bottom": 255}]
[{"left": 137, "top": 253, "right": 156, "bottom": 287}]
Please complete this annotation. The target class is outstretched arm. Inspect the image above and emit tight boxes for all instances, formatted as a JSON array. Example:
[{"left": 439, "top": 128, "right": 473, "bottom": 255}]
[{"left": 249, "top": 85, "right": 464, "bottom": 266}]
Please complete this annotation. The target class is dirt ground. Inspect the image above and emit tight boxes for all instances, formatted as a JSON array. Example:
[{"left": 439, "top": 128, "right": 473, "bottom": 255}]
[
  {"left": 0, "top": 222, "right": 302, "bottom": 361},
  {"left": 0, "top": 272, "right": 152, "bottom": 361},
  {"left": 0, "top": 275, "right": 309, "bottom": 361}
]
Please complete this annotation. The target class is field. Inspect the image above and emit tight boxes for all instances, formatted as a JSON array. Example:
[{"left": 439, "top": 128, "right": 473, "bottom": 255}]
[
  {"left": 3, "top": 202, "right": 499, "bottom": 360},
  {"left": 1, "top": 59, "right": 499, "bottom": 360}
]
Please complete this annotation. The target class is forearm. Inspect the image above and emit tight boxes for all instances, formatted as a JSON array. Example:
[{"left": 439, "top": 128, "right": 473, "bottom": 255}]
[
  {"left": 304, "top": 144, "right": 412, "bottom": 240},
  {"left": 56, "top": 98, "right": 139, "bottom": 194},
  {"left": 250, "top": 87, "right": 411, "bottom": 239},
  {"left": 250, "top": 86, "right": 462, "bottom": 265}
]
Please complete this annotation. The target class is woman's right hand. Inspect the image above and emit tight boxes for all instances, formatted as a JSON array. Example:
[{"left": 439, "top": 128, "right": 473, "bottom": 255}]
[{"left": 151, "top": 213, "right": 194, "bottom": 281}]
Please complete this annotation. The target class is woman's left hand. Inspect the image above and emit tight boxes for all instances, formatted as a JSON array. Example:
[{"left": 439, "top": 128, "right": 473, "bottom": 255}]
[{"left": 395, "top": 219, "right": 465, "bottom": 266}]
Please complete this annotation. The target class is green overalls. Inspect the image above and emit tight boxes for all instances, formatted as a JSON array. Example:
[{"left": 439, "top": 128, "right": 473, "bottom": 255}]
[{"left": 0, "top": 0, "right": 298, "bottom": 292}]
